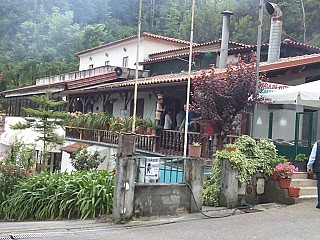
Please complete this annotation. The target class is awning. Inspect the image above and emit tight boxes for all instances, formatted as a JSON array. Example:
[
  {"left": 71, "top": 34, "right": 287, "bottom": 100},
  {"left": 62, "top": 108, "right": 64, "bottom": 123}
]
[{"left": 60, "top": 142, "right": 90, "bottom": 154}]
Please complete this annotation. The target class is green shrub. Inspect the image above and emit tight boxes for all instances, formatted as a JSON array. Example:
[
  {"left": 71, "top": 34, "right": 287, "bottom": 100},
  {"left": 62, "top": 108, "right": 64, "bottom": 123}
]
[
  {"left": 0, "top": 140, "right": 36, "bottom": 206},
  {"left": 70, "top": 148, "right": 104, "bottom": 170},
  {"left": 203, "top": 160, "right": 221, "bottom": 206},
  {"left": 0, "top": 170, "right": 114, "bottom": 220},
  {"left": 203, "top": 135, "right": 287, "bottom": 206}
]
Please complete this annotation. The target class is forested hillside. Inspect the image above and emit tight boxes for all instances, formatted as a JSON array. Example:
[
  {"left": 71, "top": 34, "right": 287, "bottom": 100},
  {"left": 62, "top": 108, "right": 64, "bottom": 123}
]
[{"left": 0, "top": 0, "right": 319, "bottom": 91}]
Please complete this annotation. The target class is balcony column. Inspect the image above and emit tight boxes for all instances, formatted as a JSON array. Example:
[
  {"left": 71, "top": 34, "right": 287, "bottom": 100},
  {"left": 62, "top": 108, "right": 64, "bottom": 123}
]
[{"left": 155, "top": 94, "right": 164, "bottom": 126}]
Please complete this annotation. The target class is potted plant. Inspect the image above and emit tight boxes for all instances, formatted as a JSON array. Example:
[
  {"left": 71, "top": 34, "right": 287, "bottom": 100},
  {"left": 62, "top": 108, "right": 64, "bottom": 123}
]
[
  {"left": 274, "top": 162, "right": 298, "bottom": 189},
  {"left": 188, "top": 141, "right": 202, "bottom": 158},
  {"left": 295, "top": 153, "right": 308, "bottom": 172},
  {"left": 288, "top": 186, "right": 300, "bottom": 198},
  {"left": 144, "top": 119, "right": 154, "bottom": 135}
]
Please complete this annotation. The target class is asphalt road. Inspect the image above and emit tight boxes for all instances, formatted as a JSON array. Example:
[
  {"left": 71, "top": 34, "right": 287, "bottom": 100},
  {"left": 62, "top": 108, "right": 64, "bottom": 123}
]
[{"left": 0, "top": 199, "right": 318, "bottom": 240}]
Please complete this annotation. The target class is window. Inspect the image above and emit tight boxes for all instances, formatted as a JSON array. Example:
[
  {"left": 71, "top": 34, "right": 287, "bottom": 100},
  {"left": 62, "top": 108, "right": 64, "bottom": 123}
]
[
  {"left": 105, "top": 61, "right": 110, "bottom": 66},
  {"left": 89, "top": 64, "right": 94, "bottom": 69},
  {"left": 122, "top": 57, "right": 128, "bottom": 68}
]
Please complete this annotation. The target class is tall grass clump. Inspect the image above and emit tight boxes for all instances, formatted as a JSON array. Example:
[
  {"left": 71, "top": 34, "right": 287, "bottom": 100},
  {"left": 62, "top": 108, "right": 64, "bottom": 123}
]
[{"left": 0, "top": 170, "right": 114, "bottom": 220}]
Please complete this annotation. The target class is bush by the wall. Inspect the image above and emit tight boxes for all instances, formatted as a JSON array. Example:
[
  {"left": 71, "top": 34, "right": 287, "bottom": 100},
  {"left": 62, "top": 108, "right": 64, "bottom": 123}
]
[{"left": 203, "top": 135, "right": 287, "bottom": 206}]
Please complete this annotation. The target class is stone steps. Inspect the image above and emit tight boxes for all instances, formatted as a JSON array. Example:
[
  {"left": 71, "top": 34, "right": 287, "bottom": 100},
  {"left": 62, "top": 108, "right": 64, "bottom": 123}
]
[{"left": 290, "top": 172, "right": 317, "bottom": 199}]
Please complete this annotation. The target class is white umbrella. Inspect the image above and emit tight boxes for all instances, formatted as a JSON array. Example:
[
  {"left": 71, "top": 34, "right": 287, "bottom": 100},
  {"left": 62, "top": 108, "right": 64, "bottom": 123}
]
[{"left": 263, "top": 80, "right": 320, "bottom": 108}]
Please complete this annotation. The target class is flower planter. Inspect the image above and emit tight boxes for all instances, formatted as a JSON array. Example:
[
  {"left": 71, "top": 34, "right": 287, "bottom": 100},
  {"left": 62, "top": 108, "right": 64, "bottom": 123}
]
[
  {"left": 279, "top": 178, "right": 292, "bottom": 189},
  {"left": 145, "top": 127, "right": 153, "bottom": 135},
  {"left": 271, "top": 171, "right": 280, "bottom": 181},
  {"left": 288, "top": 187, "right": 300, "bottom": 198},
  {"left": 188, "top": 145, "right": 202, "bottom": 158}
]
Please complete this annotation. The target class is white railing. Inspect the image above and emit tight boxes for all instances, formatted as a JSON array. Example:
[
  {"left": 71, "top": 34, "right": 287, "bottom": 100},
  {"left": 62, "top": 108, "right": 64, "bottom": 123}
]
[{"left": 35, "top": 65, "right": 149, "bottom": 85}]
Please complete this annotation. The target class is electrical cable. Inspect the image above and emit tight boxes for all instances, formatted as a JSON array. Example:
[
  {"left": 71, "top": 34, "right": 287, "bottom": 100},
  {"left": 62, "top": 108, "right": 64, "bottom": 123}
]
[{"left": 183, "top": 182, "right": 254, "bottom": 219}]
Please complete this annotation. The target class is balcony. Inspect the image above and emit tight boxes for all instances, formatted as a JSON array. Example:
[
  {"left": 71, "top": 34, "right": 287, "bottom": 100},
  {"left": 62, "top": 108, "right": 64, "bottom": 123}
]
[
  {"left": 65, "top": 126, "right": 239, "bottom": 158},
  {"left": 35, "top": 65, "right": 149, "bottom": 85}
]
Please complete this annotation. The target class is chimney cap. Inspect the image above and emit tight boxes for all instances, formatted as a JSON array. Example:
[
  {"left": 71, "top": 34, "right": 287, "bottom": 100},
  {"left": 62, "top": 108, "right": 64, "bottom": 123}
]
[{"left": 221, "top": 10, "right": 234, "bottom": 16}]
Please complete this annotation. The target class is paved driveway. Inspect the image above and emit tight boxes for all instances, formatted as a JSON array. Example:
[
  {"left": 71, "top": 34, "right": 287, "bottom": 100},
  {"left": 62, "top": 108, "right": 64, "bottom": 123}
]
[{"left": 0, "top": 199, "right": 318, "bottom": 240}]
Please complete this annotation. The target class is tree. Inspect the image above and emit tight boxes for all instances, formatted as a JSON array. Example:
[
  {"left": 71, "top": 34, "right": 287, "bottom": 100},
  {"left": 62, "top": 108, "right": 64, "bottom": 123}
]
[
  {"left": 70, "top": 148, "right": 104, "bottom": 171},
  {"left": 191, "top": 56, "right": 257, "bottom": 150},
  {"left": 11, "top": 92, "right": 69, "bottom": 170}
]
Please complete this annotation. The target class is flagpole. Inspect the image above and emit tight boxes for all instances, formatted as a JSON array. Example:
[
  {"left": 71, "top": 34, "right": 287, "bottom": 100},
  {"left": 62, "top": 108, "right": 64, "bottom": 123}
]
[
  {"left": 183, "top": 0, "right": 195, "bottom": 158},
  {"left": 132, "top": 0, "right": 142, "bottom": 133}
]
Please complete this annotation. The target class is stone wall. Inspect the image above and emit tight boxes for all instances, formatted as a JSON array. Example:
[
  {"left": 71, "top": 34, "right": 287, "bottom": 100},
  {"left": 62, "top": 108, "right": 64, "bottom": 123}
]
[{"left": 133, "top": 184, "right": 189, "bottom": 217}]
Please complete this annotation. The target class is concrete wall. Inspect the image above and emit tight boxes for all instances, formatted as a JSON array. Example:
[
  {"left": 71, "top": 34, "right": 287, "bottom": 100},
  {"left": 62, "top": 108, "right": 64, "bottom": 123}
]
[
  {"left": 259, "top": 179, "right": 295, "bottom": 205},
  {"left": 60, "top": 140, "right": 117, "bottom": 173},
  {"left": 134, "top": 184, "right": 189, "bottom": 217},
  {"left": 78, "top": 37, "right": 186, "bottom": 71}
]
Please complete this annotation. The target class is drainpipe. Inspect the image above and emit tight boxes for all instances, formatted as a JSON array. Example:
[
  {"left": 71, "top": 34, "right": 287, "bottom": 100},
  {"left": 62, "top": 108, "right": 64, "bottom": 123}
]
[
  {"left": 219, "top": 10, "right": 233, "bottom": 69},
  {"left": 266, "top": 2, "right": 283, "bottom": 63}
]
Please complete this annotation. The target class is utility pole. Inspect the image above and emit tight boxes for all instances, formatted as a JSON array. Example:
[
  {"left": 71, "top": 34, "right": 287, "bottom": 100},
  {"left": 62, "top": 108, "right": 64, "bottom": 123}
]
[
  {"left": 132, "top": 0, "right": 142, "bottom": 133},
  {"left": 252, "top": 0, "right": 264, "bottom": 138},
  {"left": 183, "top": 0, "right": 195, "bottom": 158}
]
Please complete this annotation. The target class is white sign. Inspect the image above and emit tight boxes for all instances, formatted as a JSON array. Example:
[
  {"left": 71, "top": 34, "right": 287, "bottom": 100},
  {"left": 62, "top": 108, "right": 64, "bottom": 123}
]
[{"left": 145, "top": 157, "right": 160, "bottom": 181}]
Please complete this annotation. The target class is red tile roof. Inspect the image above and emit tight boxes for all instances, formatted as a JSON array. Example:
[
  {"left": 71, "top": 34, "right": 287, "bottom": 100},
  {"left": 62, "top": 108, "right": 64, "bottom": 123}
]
[
  {"left": 70, "top": 68, "right": 227, "bottom": 92},
  {"left": 260, "top": 53, "right": 320, "bottom": 72},
  {"left": 75, "top": 32, "right": 191, "bottom": 56},
  {"left": 73, "top": 54, "right": 320, "bottom": 92},
  {"left": 148, "top": 40, "right": 252, "bottom": 57},
  {"left": 0, "top": 81, "right": 66, "bottom": 95},
  {"left": 218, "top": 40, "right": 320, "bottom": 54},
  {"left": 0, "top": 71, "right": 117, "bottom": 96},
  {"left": 140, "top": 52, "right": 204, "bottom": 65},
  {"left": 67, "top": 71, "right": 117, "bottom": 90},
  {"left": 4, "top": 52, "right": 320, "bottom": 96}
]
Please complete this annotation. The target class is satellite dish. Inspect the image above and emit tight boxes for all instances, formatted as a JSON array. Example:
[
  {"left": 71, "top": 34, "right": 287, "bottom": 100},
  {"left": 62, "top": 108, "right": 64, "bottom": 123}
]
[{"left": 114, "top": 67, "right": 123, "bottom": 76}]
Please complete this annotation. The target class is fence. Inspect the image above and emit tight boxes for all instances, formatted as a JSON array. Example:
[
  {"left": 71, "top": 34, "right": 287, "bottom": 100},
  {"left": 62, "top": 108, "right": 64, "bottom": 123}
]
[{"left": 135, "top": 157, "right": 186, "bottom": 184}]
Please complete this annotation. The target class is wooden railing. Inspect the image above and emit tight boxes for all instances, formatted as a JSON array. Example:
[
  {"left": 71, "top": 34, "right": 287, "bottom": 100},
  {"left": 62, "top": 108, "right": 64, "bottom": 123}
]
[
  {"left": 65, "top": 127, "right": 239, "bottom": 158},
  {"left": 65, "top": 127, "right": 158, "bottom": 152}
]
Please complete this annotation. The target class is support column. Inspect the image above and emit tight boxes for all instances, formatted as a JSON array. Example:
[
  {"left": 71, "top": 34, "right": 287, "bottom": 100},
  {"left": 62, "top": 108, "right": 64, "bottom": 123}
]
[
  {"left": 219, "top": 158, "right": 238, "bottom": 208},
  {"left": 112, "top": 133, "right": 136, "bottom": 223},
  {"left": 184, "top": 158, "right": 204, "bottom": 213}
]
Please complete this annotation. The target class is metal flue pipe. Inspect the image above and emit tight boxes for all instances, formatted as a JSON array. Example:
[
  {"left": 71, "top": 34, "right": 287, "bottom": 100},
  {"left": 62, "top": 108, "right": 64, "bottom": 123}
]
[
  {"left": 219, "top": 10, "right": 233, "bottom": 69},
  {"left": 266, "top": 2, "right": 283, "bottom": 63}
]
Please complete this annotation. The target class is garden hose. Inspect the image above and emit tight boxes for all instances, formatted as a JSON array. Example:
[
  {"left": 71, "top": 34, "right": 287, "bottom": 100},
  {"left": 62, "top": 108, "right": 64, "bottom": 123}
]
[{"left": 183, "top": 182, "right": 254, "bottom": 218}]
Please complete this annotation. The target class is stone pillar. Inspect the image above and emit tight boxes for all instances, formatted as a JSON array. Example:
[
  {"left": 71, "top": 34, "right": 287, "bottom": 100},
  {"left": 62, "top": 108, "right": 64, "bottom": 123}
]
[
  {"left": 219, "top": 158, "right": 238, "bottom": 208},
  {"left": 184, "top": 158, "right": 204, "bottom": 213},
  {"left": 112, "top": 133, "right": 136, "bottom": 223}
]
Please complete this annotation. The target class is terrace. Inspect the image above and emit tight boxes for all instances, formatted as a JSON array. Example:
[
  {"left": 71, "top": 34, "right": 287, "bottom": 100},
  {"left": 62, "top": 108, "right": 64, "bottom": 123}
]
[{"left": 65, "top": 126, "right": 238, "bottom": 158}]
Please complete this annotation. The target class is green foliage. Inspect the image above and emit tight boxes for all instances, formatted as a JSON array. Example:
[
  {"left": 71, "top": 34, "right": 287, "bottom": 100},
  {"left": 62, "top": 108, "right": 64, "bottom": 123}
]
[
  {"left": 0, "top": 170, "right": 114, "bottom": 220},
  {"left": 70, "top": 148, "right": 104, "bottom": 171},
  {"left": 203, "top": 160, "right": 221, "bottom": 206},
  {"left": 0, "top": 140, "right": 36, "bottom": 206},
  {"left": 11, "top": 92, "right": 69, "bottom": 168},
  {"left": 296, "top": 153, "right": 307, "bottom": 162},
  {"left": 67, "top": 112, "right": 147, "bottom": 134},
  {"left": 203, "top": 135, "right": 287, "bottom": 206},
  {"left": 192, "top": 58, "right": 257, "bottom": 150}
]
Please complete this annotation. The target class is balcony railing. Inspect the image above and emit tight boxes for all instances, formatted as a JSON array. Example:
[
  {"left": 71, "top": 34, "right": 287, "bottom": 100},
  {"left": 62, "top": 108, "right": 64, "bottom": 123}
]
[
  {"left": 65, "top": 127, "right": 239, "bottom": 158},
  {"left": 35, "top": 65, "right": 149, "bottom": 85}
]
